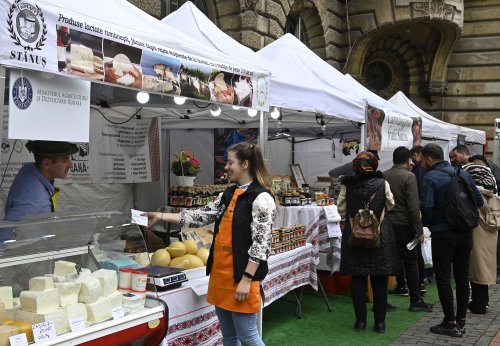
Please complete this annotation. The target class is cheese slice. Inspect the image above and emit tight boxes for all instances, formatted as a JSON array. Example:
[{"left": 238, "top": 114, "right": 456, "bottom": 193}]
[
  {"left": 0, "top": 325, "right": 19, "bottom": 346},
  {"left": 20, "top": 288, "right": 59, "bottom": 314},
  {"left": 54, "top": 261, "right": 77, "bottom": 276},
  {"left": 45, "top": 274, "right": 66, "bottom": 283},
  {"left": 0, "top": 287, "right": 13, "bottom": 309},
  {"left": 70, "top": 45, "right": 94, "bottom": 71},
  {"left": 92, "top": 269, "right": 118, "bottom": 297},
  {"left": 29, "top": 276, "right": 54, "bottom": 292},
  {"left": 76, "top": 276, "right": 102, "bottom": 304},
  {"left": 107, "top": 291, "right": 123, "bottom": 309},
  {"left": 54, "top": 282, "right": 81, "bottom": 307},
  {"left": 66, "top": 303, "right": 88, "bottom": 326},
  {"left": 9, "top": 321, "right": 33, "bottom": 343},
  {"left": 85, "top": 297, "right": 111, "bottom": 324}
]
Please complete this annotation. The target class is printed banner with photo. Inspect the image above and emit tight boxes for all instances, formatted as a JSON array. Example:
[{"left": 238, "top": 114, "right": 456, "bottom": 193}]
[
  {"left": 8, "top": 69, "right": 90, "bottom": 142},
  {"left": 0, "top": 0, "right": 270, "bottom": 110},
  {"left": 0, "top": 110, "right": 160, "bottom": 187},
  {"left": 365, "top": 104, "right": 420, "bottom": 151}
]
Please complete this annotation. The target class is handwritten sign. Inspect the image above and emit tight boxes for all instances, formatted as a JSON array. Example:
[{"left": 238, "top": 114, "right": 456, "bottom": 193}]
[
  {"left": 69, "top": 317, "right": 86, "bottom": 332},
  {"left": 111, "top": 306, "right": 125, "bottom": 320},
  {"left": 32, "top": 320, "right": 57, "bottom": 343},
  {"left": 9, "top": 334, "right": 28, "bottom": 346}
]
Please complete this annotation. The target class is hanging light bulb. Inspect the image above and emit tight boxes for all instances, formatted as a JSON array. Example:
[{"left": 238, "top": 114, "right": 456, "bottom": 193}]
[
  {"left": 270, "top": 106, "right": 280, "bottom": 119},
  {"left": 210, "top": 104, "right": 221, "bottom": 116},
  {"left": 232, "top": 105, "right": 241, "bottom": 110},
  {"left": 247, "top": 108, "right": 258, "bottom": 117},
  {"left": 174, "top": 96, "right": 186, "bottom": 105},
  {"left": 136, "top": 92, "right": 149, "bottom": 104}
]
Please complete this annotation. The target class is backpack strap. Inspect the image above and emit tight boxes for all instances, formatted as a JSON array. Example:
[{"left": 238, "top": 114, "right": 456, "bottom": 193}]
[{"left": 365, "top": 180, "right": 385, "bottom": 209}]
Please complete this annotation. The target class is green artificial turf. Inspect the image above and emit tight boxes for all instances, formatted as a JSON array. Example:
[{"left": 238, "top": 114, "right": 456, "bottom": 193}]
[{"left": 263, "top": 280, "right": 439, "bottom": 346}]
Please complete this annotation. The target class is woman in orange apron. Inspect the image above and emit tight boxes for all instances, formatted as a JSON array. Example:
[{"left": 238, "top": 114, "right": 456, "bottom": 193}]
[{"left": 146, "top": 143, "right": 276, "bottom": 345}]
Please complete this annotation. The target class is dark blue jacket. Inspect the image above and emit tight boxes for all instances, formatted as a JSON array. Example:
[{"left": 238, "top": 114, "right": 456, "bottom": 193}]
[{"left": 421, "top": 161, "right": 483, "bottom": 235}]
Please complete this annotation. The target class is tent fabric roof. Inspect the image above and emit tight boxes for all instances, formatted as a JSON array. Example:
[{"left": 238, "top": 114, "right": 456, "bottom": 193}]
[{"left": 389, "top": 91, "right": 486, "bottom": 145}]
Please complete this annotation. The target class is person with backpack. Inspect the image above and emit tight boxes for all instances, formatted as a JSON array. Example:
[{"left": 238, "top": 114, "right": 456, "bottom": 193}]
[
  {"left": 338, "top": 151, "right": 398, "bottom": 333},
  {"left": 420, "top": 144, "right": 483, "bottom": 337},
  {"left": 463, "top": 157, "right": 498, "bottom": 314}
]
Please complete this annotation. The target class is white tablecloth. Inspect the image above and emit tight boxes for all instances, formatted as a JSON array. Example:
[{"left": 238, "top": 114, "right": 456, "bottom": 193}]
[
  {"left": 274, "top": 205, "right": 337, "bottom": 264},
  {"left": 157, "top": 244, "right": 316, "bottom": 345}
]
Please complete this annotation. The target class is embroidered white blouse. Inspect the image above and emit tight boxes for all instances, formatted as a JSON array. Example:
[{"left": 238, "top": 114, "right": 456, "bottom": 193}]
[{"left": 179, "top": 184, "right": 276, "bottom": 262}]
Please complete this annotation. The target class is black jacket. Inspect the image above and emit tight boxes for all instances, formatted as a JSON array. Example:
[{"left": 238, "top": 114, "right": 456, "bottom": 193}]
[{"left": 206, "top": 181, "right": 271, "bottom": 283}]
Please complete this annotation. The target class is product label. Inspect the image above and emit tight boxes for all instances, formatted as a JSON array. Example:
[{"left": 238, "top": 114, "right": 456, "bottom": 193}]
[
  {"left": 32, "top": 320, "right": 57, "bottom": 343},
  {"left": 111, "top": 306, "right": 125, "bottom": 320},
  {"left": 9, "top": 334, "right": 28, "bottom": 346},
  {"left": 69, "top": 317, "right": 86, "bottom": 332}
]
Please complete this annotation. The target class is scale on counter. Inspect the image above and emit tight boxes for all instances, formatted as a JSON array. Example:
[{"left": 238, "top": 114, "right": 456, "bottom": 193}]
[{"left": 142, "top": 266, "right": 188, "bottom": 291}]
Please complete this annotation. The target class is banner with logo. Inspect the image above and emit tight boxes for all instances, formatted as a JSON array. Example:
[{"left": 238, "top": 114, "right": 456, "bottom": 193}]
[
  {"left": 8, "top": 69, "right": 90, "bottom": 141},
  {"left": 0, "top": 110, "right": 160, "bottom": 187},
  {"left": 0, "top": 0, "right": 270, "bottom": 110},
  {"left": 365, "top": 104, "right": 421, "bottom": 151}
]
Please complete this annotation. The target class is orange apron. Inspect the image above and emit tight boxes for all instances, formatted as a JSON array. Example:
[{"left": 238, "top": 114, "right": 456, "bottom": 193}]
[{"left": 206, "top": 188, "right": 261, "bottom": 313}]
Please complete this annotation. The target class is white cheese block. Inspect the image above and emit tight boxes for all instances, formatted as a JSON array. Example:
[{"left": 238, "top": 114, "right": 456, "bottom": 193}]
[
  {"left": 12, "top": 297, "right": 20, "bottom": 309},
  {"left": 29, "top": 276, "right": 54, "bottom": 292},
  {"left": 17, "top": 308, "right": 69, "bottom": 335},
  {"left": 107, "top": 291, "right": 122, "bottom": 309},
  {"left": 20, "top": 288, "right": 59, "bottom": 314},
  {"left": 0, "top": 286, "right": 13, "bottom": 309},
  {"left": 92, "top": 269, "right": 118, "bottom": 297},
  {"left": 45, "top": 274, "right": 66, "bottom": 283},
  {"left": 77, "top": 276, "right": 102, "bottom": 304},
  {"left": 66, "top": 303, "right": 88, "bottom": 326},
  {"left": 70, "top": 45, "right": 93, "bottom": 69},
  {"left": 0, "top": 325, "right": 20, "bottom": 346},
  {"left": 55, "top": 282, "right": 81, "bottom": 307},
  {"left": 54, "top": 261, "right": 77, "bottom": 276},
  {"left": 5, "top": 298, "right": 20, "bottom": 320},
  {"left": 86, "top": 297, "right": 111, "bottom": 324},
  {"left": 66, "top": 268, "right": 91, "bottom": 282}
]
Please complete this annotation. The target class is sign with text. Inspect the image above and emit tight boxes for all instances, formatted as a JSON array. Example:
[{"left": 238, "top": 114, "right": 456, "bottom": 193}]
[
  {"left": 365, "top": 104, "right": 420, "bottom": 151},
  {"left": 8, "top": 69, "right": 90, "bottom": 142}
]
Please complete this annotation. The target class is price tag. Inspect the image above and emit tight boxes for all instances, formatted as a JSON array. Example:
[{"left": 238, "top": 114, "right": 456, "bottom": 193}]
[
  {"left": 111, "top": 306, "right": 125, "bottom": 320},
  {"left": 69, "top": 317, "right": 86, "bottom": 332},
  {"left": 9, "top": 333, "right": 28, "bottom": 346},
  {"left": 32, "top": 320, "right": 57, "bottom": 343}
]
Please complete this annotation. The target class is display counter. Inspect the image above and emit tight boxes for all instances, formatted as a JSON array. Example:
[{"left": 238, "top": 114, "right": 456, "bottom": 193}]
[{"left": 0, "top": 211, "right": 167, "bottom": 345}]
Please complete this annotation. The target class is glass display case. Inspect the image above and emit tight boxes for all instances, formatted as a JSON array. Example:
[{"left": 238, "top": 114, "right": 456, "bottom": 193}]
[{"left": 0, "top": 211, "right": 167, "bottom": 345}]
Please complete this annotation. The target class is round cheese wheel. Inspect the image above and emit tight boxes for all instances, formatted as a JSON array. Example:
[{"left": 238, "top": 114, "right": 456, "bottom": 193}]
[
  {"left": 196, "top": 248, "right": 210, "bottom": 266},
  {"left": 166, "top": 241, "right": 187, "bottom": 258},
  {"left": 151, "top": 249, "right": 171, "bottom": 267},
  {"left": 184, "top": 254, "right": 204, "bottom": 269},
  {"left": 169, "top": 256, "right": 191, "bottom": 270},
  {"left": 183, "top": 239, "right": 199, "bottom": 255}
]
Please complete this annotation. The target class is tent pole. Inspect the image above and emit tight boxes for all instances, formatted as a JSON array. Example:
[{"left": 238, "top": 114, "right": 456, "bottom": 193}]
[
  {"left": 258, "top": 110, "right": 268, "bottom": 160},
  {"left": 360, "top": 124, "right": 365, "bottom": 151},
  {"left": 0, "top": 67, "right": 5, "bottom": 150}
]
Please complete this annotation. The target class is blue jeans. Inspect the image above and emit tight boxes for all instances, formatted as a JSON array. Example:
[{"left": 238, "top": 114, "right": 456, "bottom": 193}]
[{"left": 215, "top": 306, "right": 264, "bottom": 346}]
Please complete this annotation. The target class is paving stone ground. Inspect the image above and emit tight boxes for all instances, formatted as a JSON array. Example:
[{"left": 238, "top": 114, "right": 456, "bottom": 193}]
[{"left": 391, "top": 281, "right": 500, "bottom": 346}]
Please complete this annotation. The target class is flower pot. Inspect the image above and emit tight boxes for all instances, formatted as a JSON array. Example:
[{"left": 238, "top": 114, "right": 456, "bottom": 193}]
[{"left": 174, "top": 175, "right": 196, "bottom": 187}]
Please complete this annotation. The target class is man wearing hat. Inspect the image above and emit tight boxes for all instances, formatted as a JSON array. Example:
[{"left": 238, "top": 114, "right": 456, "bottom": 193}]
[{"left": 4, "top": 140, "right": 78, "bottom": 221}]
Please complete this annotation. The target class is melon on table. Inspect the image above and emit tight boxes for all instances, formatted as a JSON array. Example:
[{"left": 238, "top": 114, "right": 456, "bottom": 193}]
[
  {"left": 196, "top": 248, "right": 210, "bottom": 266},
  {"left": 183, "top": 239, "right": 199, "bottom": 255},
  {"left": 166, "top": 241, "right": 186, "bottom": 258},
  {"left": 169, "top": 256, "right": 191, "bottom": 270},
  {"left": 151, "top": 249, "right": 171, "bottom": 267},
  {"left": 184, "top": 254, "right": 204, "bottom": 269}
]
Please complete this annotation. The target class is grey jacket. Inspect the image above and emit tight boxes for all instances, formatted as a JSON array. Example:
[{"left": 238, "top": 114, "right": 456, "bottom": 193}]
[{"left": 384, "top": 165, "right": 423, "bottom": 235}]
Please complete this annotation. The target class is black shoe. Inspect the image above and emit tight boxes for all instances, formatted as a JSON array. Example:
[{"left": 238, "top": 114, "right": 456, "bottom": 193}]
[
  {"left": 387, "top": 303, "right": 397, "bottom": 312},
  {"left": 420, "top": 283, "right": 427, "bottom": 295},
  {"left": 354, "top": 320, "right": 366, "bottom": 332},
  {"left": 457, "top": 320, "right": 466, "bottom": 334},
  {"left": 374, "top": 321, "right": 386, "bottom": 333},
  {"left": 468, "top": 302, "right": 487, "bottom": 314},
  {"left": 409, "top": 299, "right": 433, "bottom": 312},
  {"left": 430, "top": 321, "right": 462, "bottom": 337},
  {"left": 388, "top": 287, "right": 409, "bottom": 296}
]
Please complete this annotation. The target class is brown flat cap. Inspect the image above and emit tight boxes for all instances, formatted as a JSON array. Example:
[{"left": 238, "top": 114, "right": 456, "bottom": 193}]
[{"left": 25, "top": 140, "right": 79, "bottom": 157}]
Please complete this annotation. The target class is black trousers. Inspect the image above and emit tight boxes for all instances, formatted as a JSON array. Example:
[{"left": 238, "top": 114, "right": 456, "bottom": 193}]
[
  {"left": 393, "top": 224, "right": 421, "bottom": 302},
  {"left": 416, "top": 243, "right": 426, "bottom": 284},
  {"left": 470, "top": 282, "right": 488, "bottom": 313},
  {"left": 432, "top": 235, "right": 473, "bottom": 322},
  {"left": 351, "top": 275, "right": 387, "bottom": 323}
]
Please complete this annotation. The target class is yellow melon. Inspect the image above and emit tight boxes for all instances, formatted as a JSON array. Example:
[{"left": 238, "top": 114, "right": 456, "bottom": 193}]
[
  {"left": 151, "top": 249, "right": 171, "bottom": 267},
  {"left": 196, "top": 248, "right": 210, "bottom": 266},
  {"left": 183, "top": 239, "right": 199, "bottom": 255},
  {"left": 169, "top": 256, "right": 191, "bottom": 270},
  {"left": 184, "top": 254, "right": 204, "bottom": 269},
  {"left": 166, "top": 241, "right": 187, "bottom": 258}
]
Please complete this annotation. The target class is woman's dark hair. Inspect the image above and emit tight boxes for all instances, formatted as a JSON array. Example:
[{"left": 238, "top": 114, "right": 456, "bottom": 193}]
[
  {"left": 421, "top": 143, "right": 444, "bottom": 161},
  {"left": 410, "top": 146, "right": 423, "bottom": 156},
  {"left": 228, "top": 143, "right": 272, "bottom": 191},
  {"left": 469, "top": 154, "right": 490, "bottom": 167},
  {"left": 393, "top": 146, "right": 411, "bottom": 165}
]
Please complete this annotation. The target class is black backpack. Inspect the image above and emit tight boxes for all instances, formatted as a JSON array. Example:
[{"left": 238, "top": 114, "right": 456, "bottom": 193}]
[{"left": 438, "top": 167, "right": 479, "bottom": 231}]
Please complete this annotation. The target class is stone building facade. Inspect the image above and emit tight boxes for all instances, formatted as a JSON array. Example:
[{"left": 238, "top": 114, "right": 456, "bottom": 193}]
[{"left": 130, "top": 0, "right": 500, "bottom": 153}]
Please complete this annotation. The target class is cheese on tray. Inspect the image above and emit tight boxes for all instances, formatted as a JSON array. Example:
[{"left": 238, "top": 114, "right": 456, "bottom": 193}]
[
  {"left": 55, "top": 282, "right": 81, "bottom": 307},
  {"left": 86, "top": 291, "right": 123, "bottom": 324},
  {"left": 54, "top": 260, "right": 78, "bottom": 276},
  {"left": 65, "top": 267, "right": 91, "bottom": 282},
  {"left": 77, "top": 276, "right": 102, "bottom": 304},
  {"left": 92, "top": 269, "right": 118, "bottom": 297},
  {"left": 0, "top": 287, "right": 13, "bottom": 309},
  {"left": 17, "top": 308, "right": 69, "bottom": 335},
  {"left": 0, "top": 325, "right": 19, "bottom": 346},
  {"left": 45, "top": 274, "right": 66, "bottom": 283},
  {"left": 20, "top": 288, "right": 59, "bottom": 314},
  {"left": 70, "top": 45, "right": 94, "bottom": 72},
  {"left": 29, "top": 276, "right": 54, "bottom": 292},
  {"left": 9, "top": 321, "right": 33, "bottom": 343},
  {"left": 66, "top": 303, "right": 88, "bottom": 326},
  {"left": 0, "top": 302, "right": 4, "bottom": 324}
]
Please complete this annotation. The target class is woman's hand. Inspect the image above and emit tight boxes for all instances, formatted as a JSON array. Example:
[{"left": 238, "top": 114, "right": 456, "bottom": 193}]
[
  {"left": 235, "top": 277, "right": 251, "bottom": 301},
  {"left": 141, "top": 212, "right": 162, "bottom": 228}
]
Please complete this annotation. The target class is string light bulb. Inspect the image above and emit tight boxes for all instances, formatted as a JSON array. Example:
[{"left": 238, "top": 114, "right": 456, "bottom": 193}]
[{"left": 210, "top": 104, "right": 221, "bottom": 116}]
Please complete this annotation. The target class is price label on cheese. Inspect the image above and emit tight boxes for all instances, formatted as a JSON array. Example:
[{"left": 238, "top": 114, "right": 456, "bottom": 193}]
[
  {"left": 9, "top": 333, "right": 28, "bottom": 346},
  {"left": 111, "top": 306, "right": 125, "bottom": 320},
  {"left": 69, "top": 317, "right": 86, "bottom": 332},
  {"left": 32, "top": 320, "right": 57, "bottom": 343}
]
